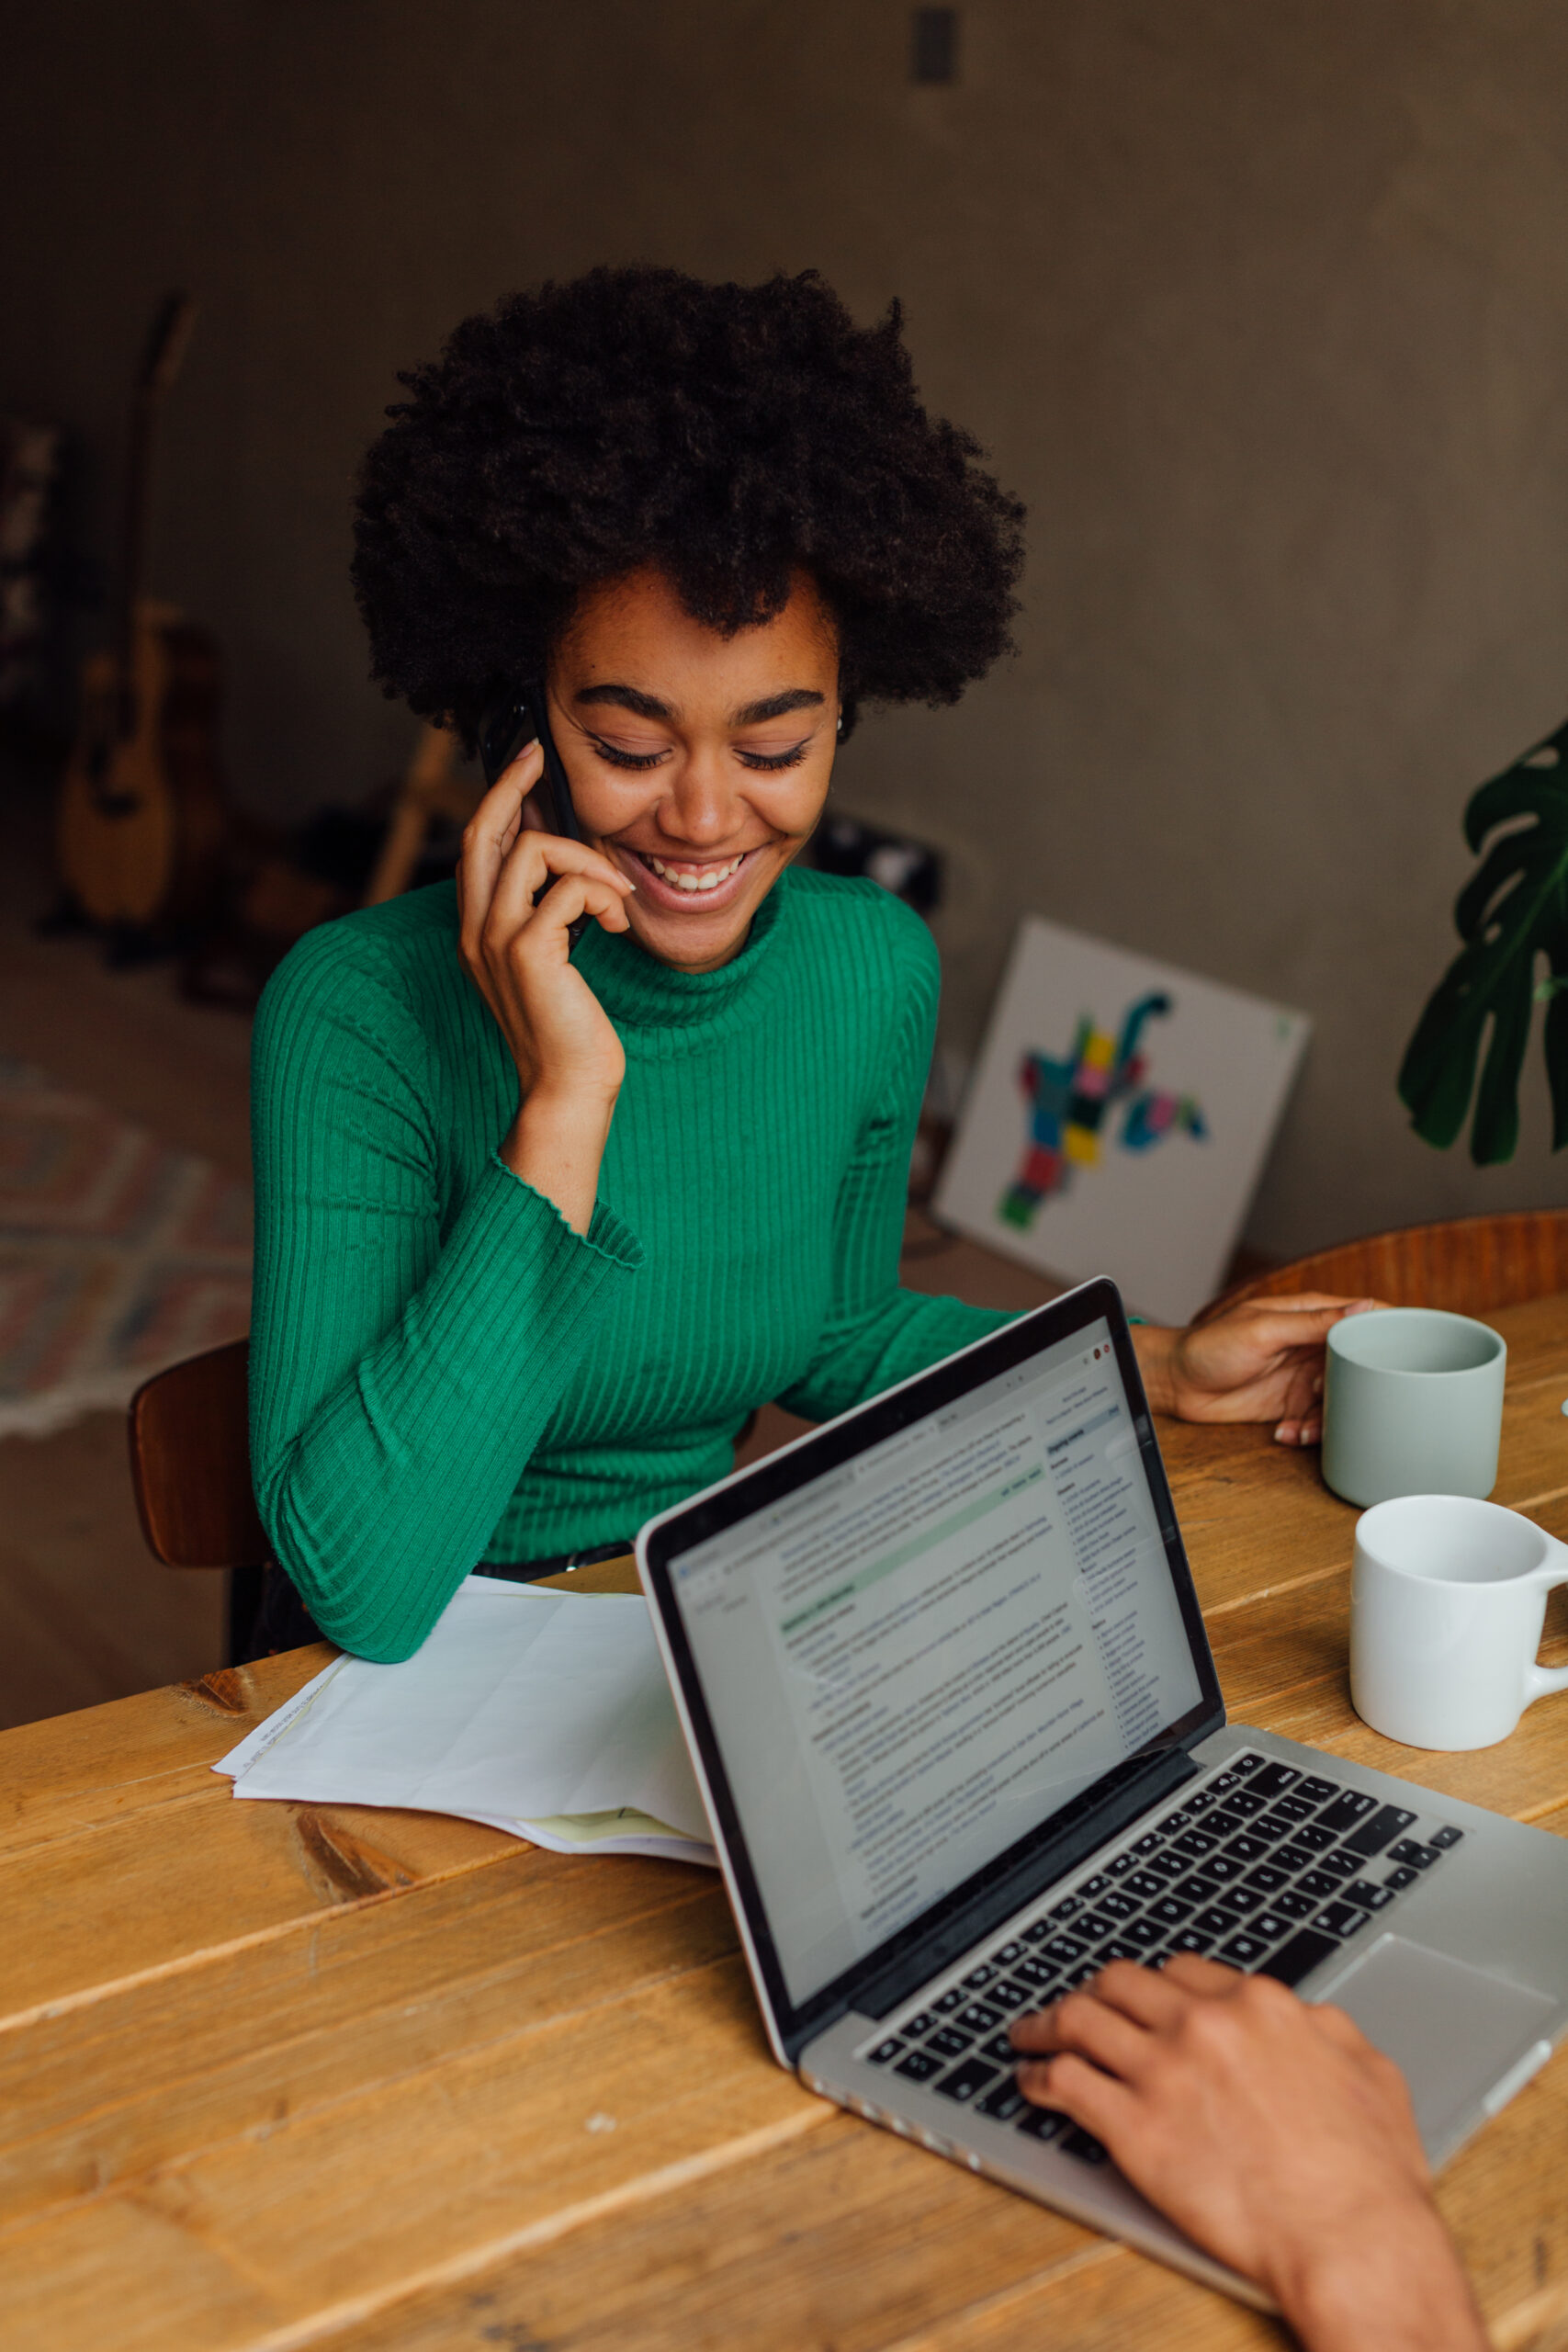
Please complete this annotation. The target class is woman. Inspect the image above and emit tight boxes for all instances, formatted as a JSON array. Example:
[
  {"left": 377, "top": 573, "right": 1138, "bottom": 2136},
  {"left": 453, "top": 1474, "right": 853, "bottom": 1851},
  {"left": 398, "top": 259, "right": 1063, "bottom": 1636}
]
[{"left": 251, "top": 266, "right": 1365, "bottom": 1662}]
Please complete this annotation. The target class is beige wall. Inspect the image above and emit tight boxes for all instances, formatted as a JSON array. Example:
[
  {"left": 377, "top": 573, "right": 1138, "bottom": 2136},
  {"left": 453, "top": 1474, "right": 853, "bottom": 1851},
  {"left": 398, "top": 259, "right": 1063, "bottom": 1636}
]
[{"left": 5, "top": 1, "right": 1566, "bottom": 1257}]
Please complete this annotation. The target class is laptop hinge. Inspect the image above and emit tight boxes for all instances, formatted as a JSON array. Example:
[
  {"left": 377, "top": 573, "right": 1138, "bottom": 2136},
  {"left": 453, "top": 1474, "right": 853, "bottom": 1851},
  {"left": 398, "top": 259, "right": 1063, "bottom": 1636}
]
[{"left": 853, "top": 1746, "right": 1200, "bottom": 2022}]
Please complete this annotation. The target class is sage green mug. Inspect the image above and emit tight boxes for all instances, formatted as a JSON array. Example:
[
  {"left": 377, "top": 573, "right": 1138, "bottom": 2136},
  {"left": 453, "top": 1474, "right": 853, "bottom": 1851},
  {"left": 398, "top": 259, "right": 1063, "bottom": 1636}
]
[{"left": 1320, "top": 1306, "right": 1506, "bottom": 1509}]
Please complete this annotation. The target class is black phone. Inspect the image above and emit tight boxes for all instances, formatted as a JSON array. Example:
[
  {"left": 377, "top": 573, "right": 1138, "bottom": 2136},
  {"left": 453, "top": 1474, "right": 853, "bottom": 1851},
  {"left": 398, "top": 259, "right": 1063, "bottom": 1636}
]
[{"left": 478, "top": 679, "right": 588, "bottom": 945}]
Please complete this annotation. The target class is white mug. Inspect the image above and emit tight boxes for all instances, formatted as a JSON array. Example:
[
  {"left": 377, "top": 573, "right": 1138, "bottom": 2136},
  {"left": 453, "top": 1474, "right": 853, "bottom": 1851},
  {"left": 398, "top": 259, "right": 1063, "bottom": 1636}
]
[{"left": 1350, "top": 1495, "right": 1568, "bottom": 1750}]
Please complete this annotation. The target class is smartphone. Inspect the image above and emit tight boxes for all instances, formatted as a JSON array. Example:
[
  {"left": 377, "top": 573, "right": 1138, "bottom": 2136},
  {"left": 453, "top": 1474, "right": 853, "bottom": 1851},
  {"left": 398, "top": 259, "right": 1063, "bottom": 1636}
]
[{"left": 478, "top": 680, "right": 588, "bottom": 945}]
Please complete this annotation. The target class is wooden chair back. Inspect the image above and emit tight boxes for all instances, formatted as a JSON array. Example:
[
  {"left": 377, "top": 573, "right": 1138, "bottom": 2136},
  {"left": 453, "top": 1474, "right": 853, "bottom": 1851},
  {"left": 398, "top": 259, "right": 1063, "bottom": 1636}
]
[
  {"left": 128, "top": 1337, "right": 268, "bottom": 1661},
  {"left": 1206, "top": 1208, "right": 1568, "bottom": 1321}
]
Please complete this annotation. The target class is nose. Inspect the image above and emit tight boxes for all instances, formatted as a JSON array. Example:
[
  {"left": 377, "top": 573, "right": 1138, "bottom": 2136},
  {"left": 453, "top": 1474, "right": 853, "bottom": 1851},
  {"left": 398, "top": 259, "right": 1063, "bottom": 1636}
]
[{"left": 654, "top": 743, "right": 748, "bottom": 847}]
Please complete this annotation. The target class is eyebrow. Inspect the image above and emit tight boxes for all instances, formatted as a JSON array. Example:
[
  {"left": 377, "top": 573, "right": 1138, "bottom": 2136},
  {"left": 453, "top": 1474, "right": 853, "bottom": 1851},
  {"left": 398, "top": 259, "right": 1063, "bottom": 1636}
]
[{"left": 572, "top": 684, "right": 826, "bottom": 727}]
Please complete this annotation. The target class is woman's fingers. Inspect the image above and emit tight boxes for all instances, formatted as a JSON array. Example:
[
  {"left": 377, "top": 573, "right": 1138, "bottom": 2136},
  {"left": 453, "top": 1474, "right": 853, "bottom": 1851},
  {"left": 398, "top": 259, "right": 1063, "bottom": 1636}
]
[
  {"left": 483, "top": 825, "right": 634, "bottom": 945},
  {"left": 459, "top": 744, "right": 543, "bottom": 965}
]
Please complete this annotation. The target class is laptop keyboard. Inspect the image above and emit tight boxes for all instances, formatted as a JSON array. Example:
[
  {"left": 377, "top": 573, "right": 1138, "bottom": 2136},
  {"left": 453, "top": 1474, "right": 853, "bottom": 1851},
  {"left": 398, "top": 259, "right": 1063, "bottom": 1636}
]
[{"left": 860, "top": 1749, "right": 1463, "bottom": 2164}]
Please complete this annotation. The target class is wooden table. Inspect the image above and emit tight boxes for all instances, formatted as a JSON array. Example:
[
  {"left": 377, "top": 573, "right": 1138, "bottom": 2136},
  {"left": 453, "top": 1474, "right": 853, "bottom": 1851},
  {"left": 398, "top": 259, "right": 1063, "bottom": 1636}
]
[{"left": 6, "top": 1295, "right": 1568, "bottom": 2352}]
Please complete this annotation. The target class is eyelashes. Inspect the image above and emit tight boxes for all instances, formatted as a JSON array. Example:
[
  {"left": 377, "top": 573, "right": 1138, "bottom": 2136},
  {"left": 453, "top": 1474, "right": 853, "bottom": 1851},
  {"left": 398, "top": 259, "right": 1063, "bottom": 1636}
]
[{"left": 586, "top": 735, "right": 811, "bottom": 775}]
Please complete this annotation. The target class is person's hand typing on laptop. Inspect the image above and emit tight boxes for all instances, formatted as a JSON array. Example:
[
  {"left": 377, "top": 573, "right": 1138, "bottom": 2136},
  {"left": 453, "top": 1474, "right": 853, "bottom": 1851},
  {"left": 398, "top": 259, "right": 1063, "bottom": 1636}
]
[{"left": 1010, "top": 1957, "right": 1488, "bottom": 2352}]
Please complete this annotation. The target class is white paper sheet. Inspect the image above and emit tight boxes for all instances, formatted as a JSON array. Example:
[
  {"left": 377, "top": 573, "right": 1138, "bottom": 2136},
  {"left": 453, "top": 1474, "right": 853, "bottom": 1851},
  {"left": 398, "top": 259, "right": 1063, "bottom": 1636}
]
[{"left": 214, "top": 1577, "right": 715, "bottom": 1864}]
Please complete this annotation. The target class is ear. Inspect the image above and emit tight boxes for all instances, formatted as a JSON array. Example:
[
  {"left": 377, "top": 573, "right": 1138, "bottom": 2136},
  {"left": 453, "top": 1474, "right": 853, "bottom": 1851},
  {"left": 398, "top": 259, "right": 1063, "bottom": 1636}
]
[{"left": 518, "top": 789, "right": 547, "bottom": 833}]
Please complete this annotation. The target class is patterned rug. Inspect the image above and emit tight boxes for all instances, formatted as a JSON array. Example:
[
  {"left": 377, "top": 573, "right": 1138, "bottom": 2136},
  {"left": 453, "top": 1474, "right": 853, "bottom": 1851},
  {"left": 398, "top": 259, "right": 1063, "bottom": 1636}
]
[{"left": 0, "top": 1056, "right": 252, "bottom": 1438}]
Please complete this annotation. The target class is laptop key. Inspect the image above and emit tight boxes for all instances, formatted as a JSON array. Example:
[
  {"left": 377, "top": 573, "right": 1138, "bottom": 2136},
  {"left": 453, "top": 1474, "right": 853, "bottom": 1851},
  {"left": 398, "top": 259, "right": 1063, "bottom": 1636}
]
[
  {"left": 1093, "top": 1938, "right": 1142, "bottom": 1965},
  {"left": 1344, "top": 1880, "right": 1395, "bottom": 1911},
  {"left": 1216, "top": 1932, "right": 1269, "bottom": 1967},
  {"left": 1042, "top": 1935, "right": 1089, "bottom": 1966},
  {"left": 1080, "top": 1872, "right": 1111, "bottom": 1896},
  {"left": 980, "top": 2030, "right": 1018, "bottom": 2062},
  {"left": 1013, "top": 1955, "right": 1061, "bottom": 1989},
  {"left": 1429, "top": 1825, "right": 1464, "bottom": 1849},
  {"left": 1145, "top": 1851, "right": 1189, "bottom": 1882},
  {"left": 964, "top": 1962, "right": 999, "bottom": 1989},
  {"left": 1062, "top": 1962, "right": 1100, "bottom": 1989},
  {"left": 934, "top": 1988, "right": 966, "bottom": 2013},
  {"left": 867, "top": 2037, "right": 903, "bottom": 2064},
  {"left": 1317, "top": 1790, "right": 1379, "bottom": 1835},
  {"left": 976, "top": 2077, "right": 1029, "bottom": 2121},
  {"left": 1193, "top": 1906, "right": 1243, "bottom": 1938},
  {"left": 1132, "top": 1831, "right": 1163, "bottom": 1854},
  {"left": 1296, "top": 1870, "right": 1341, "bottom": 1902},
  {"left": 895, "top": 2048, "right": 943, "bottom": 2082},
  {"left": 1203, "top": 1853, "right": 1245, "bottom": 1884},
  {"left": 1222, "top": 1882, "right": 1266, "bottom": 1914},
  {"left": 928, "top": 2026, "right": 974, "bottom": 2059},
  {"left": 1248, "top": 1909, "right": 1296, "bottom": 1942},
  {"left": 1044, "top": 1894, "right": 1085, "bottom": 1921},
  {"left": 1286, "top": 1821, "right": 1337, "bottom": 1854},
  {"left": 1296, "top": 1775, "right": 1339, "bottom": 1804},
  {"left": 986, "top": 1980, "right": 1032, "bottom": 2012},
  {"left": 902, "top": 2011, "right": 937, "bottom": 2040},
  {"left": 955, "top": 2003, "right": 1002, "bottom": 2036},
  {"left": 1107, "top": 1851, "right": 1138, "bottom": 1879},
  {"left": 1078, "top": 1908, "right": 1123, "bottom": 1940},
  {"left": 1172, "top": 1873, "right": 1222, "bottom": 1904},
  {"left": 1156, "top": 1810, "right": 1194, "bottom": 1836},
  {"left": 1063, "top": 2126, "right": 1110, "bottom": 2165},
  {"left": 1272, "top": 1888, "right": 1315, "bottom": 1919},
  {"left": 1384, "top": 1865, "right": 1419, "bottom": 1891},
  {"left": 1166, "top": 1928, "right": 1215, "bottom": 1956},
  {"left": 1233, "top": 1752, "right": 1268, "bottom": 1774},
  {"left": 1266, "top": 1793, "right": 1314, "bottom": 1825},
  {"left": 1016, "top": 2104, "right": 1068, "bottom": 2142},
  {"left": 1224, "top": 1833, "right": 1271, "bottom": 1865},
  {"left": 1225, "top": 1789, "right": 1269, "bottom": 1819},
  {"left": 1122, "top": 1915, "right": 1167, "bottom": 1949},
  {"left": 1202, "top": 1806, "right": 1247, "bottom": 1838},
  {"left": 1320, "top": 1849, "right": 1362, "bottom": 1878},
  {"left": 1247, "top": 1762, "right": 1301, "bottom": 1799},
  {"left": 936, "top": 2055, "right": 1000, "bottom": 2104},
  {"left": 1123, "top": 1870, "right": 1166, "bottom": 1901},
  {"left": 992, "top": 1940, "right": 1024, "bottom": 1965},
  {"left": 1096, "top": 1889, "right": 1140, "bottom": 1921},
  {"left": 1257, "top": 1928, "right": 1340, "bottom": 1987},
  {"left": 1149, "top": 1894, "right": 1193, "bottom": 1926},
  {"left": 1389, "top": 1839, "right": 1440, "bottom": 1871},
  {"left": 1313, "top": 1902, "right": 1371, "bottom": 1939},
  {"left": 1241, "top": 1863, "right": 1291, "bottom": 1894},
  {"left": 1343, "top": 1803, "right": 1417, "bottom": 1857},
  {"left": 1171, "top": 1829, "right": 1220, "bottom": 1859}
]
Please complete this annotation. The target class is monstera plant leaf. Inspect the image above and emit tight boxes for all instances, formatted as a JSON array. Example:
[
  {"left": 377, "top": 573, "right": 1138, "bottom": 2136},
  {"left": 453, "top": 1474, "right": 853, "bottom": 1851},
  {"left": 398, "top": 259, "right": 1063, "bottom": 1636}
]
[{"left": 1399, "top": 720, "right": 1568, "bottom": 1165}]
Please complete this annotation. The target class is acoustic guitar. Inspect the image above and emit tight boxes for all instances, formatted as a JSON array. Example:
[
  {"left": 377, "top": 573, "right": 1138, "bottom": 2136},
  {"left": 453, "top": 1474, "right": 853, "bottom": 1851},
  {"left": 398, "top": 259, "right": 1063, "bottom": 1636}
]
[{"left": 57, "top": 294, "right": 225, "bottom": 937}]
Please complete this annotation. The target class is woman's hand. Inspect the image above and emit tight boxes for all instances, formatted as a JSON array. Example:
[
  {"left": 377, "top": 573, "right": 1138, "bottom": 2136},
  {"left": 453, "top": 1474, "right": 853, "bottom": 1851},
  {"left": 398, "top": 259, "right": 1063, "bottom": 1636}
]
[
  {"left": 1010, "top": 1959, "right": 1487, "bottom": 2352},
  {"left": 1134, "top": 1294, "right": 1380, "bottom": 1445},
  {"left": 456, "top": 741, "right": 635, "bottom": 1232}
]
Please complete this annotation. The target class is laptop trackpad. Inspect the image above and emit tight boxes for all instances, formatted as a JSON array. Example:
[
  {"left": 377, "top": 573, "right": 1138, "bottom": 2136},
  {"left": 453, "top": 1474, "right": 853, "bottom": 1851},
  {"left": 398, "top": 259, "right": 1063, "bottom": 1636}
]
[{"left": 1320, "top": 1935, "right": 1556, "bottom": 2157}]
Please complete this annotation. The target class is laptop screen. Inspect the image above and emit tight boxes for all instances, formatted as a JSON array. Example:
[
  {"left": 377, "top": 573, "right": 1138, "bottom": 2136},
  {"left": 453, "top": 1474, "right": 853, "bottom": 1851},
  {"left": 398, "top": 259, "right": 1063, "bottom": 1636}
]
[{"left": 661, "top": 1300, "right": 1208, "bottom": 2009}]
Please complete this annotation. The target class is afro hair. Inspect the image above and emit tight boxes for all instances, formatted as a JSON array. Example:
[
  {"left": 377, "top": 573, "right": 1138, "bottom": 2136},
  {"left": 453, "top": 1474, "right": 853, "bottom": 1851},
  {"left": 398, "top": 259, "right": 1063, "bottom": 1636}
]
[{"left": 352, "top": 266, "right": 1024, "bottom": 744}]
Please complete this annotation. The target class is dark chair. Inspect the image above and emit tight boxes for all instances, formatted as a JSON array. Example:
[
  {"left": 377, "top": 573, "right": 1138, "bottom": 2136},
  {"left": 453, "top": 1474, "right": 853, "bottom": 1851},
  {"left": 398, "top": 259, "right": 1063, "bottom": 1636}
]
[
  {"left": 1203, "top": 1208, "right": 1568, "bottom": 1321},
  {"left": 128, "top": 1337, "right": 268, "bottom": 1665}
]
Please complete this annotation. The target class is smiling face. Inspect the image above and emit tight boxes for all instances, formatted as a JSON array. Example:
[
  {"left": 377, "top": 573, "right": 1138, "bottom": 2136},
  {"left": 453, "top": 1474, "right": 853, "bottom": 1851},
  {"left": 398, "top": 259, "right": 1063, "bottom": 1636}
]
[{"left": 539, "top": 565, "right": 840, "bottom": 972}]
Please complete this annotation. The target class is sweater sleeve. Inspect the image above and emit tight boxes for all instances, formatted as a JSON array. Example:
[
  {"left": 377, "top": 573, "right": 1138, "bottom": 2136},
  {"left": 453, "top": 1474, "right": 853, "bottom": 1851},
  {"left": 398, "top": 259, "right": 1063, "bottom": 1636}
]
[
  {"left": 776, "top": 910, "right": 1014, "bottom": 1425},
  {"left": 248, "top": 927, "right": 643, "bottom": 1661}
]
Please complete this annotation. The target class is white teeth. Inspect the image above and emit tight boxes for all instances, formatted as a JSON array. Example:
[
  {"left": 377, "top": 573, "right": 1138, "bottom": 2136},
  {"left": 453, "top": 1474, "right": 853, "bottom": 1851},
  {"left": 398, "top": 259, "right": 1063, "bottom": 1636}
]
[{"left": 644, "top": 853, "right": 745, "bottom": 895}]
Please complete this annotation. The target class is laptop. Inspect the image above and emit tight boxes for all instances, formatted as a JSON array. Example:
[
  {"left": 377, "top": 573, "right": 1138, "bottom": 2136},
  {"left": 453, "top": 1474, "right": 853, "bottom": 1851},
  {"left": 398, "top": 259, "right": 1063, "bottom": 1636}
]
[{"left": 637, "top": 1277, "right": 1568, "bottom": 2305}]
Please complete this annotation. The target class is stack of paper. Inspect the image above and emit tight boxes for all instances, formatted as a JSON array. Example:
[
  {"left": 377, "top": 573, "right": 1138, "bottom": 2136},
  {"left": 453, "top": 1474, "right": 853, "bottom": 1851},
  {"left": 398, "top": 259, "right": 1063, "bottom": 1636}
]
[{"left": 215, "top": 1577, "right": 716, "bottom": 1865}]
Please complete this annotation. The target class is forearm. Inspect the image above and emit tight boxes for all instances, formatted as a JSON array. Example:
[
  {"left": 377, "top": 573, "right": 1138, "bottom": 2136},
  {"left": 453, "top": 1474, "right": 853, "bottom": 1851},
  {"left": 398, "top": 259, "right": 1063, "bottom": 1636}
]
[
  {"left": 1273, "top": 2199, "right": 1488, "bottom": 2352},
  {"left": 501, "top": 1082, "right": 617, "bottom": 1236},
  {"left": 254, "top": 1162, "right": 642, "bottom": 1659}
]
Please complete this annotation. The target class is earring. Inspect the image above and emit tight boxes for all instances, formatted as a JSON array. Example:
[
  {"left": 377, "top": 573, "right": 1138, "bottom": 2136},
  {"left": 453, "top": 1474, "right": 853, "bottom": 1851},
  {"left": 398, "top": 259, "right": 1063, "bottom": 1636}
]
[{"left": 837, "top": 716, "right": 843, "bottom": 735}]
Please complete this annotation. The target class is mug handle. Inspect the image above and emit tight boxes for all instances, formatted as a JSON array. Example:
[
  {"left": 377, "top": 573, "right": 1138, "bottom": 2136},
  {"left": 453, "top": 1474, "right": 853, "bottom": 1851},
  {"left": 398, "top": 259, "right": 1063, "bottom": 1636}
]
[{"left": 1524, "top": 1533, "right": 1568, "bottom": 1707}]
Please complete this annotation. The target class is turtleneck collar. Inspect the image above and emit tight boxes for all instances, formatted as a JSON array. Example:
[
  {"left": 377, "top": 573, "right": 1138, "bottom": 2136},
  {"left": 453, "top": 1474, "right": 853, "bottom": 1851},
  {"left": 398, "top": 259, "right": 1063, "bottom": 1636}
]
[{"left": 570, "top": 864, "right": 795, "bottom": 1057}]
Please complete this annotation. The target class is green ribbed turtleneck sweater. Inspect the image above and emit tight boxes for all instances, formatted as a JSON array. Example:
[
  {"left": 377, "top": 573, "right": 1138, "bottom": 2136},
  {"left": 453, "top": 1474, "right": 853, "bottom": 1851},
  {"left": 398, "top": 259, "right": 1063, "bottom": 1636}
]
[{"left": 249, "top": 867, "right": 1009, "bottom": 1660}]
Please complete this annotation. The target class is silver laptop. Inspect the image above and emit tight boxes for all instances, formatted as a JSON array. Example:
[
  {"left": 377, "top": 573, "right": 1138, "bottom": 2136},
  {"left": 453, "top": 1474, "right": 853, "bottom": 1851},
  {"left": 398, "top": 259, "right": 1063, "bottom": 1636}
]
[{"left": 637, "top": 1278, "right": 1568, "bottom": 2304}]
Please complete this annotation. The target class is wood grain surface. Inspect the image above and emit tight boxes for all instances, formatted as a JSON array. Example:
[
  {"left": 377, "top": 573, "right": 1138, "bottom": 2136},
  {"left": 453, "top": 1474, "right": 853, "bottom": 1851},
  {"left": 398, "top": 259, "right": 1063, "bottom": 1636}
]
[{"left": 3, "top": 1294, "right": 1566, "bottom": 2350}]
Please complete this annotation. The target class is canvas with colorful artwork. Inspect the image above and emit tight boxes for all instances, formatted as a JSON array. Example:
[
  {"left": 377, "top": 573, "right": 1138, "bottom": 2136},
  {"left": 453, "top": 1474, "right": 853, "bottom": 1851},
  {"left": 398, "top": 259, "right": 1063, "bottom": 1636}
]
[{"left": 933, "top": 916, "right": 1310, "bottom": 1324}]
